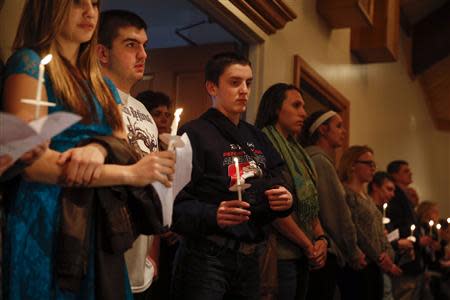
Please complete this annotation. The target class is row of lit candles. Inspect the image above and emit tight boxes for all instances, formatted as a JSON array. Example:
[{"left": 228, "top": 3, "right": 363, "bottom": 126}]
[{"left": 407, "top": 217, "right": 450, "bottom": 243}]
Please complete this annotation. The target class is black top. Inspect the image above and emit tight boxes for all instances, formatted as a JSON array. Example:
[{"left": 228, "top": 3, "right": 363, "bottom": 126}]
[
  {"left": 172, "top": 108, "right": 292, "bottom": 243},
  {"left": 386, "top": 185, "right": 424, "bottom": 274}
]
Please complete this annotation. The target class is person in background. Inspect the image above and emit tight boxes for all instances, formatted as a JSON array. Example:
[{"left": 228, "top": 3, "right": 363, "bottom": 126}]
[
  {"left": 137, "top": 90, "right": 172, "bottom": 135},
  {"left": 387, "top": 160, "right": 430, "bottom": 300},
  {"left": 369, "top": 171, "right": 414, "bottom": 300},
  {"left": 2, "top": 1, "right": 174, "bottom": 299},
  {"left": 338, "top": 146, "right": 399, "bottom": 300},
  {"left": 299, "top": 110, "right": 365, "bottom": 300},
  {"left": 255, "top": 83, "right": 328, "bottom": 300},
  {"left": 136, "top": 90, "right": 179, "bottom": 299},
  {"left": 406, "top": 186, "right": 420, "bottom": 209}
]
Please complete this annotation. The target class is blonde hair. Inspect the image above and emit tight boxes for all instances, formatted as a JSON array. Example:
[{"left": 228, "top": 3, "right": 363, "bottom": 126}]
[
  {"left": 13, "top": 0, "right": 122, "bottom": 130},
  {"left": 416, "top": 201, "right": 438, "bottom": 223},
  {"left": 338, "top": 145, "right": 373, "bottom": 183}
]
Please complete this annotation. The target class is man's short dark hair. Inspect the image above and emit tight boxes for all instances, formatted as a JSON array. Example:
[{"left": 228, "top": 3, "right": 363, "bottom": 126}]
[
  {"left": 136, "top": 90, "right": 171, "bottom": 112},
  {"left": 387, "top": 160, "right": 408, "bottom": 175},
  {"left": 205, "top": 52, "right": 251, "bottom": 86},
  {"left": 368, "top": 171, "right": 394, "bottom": 195},
  {"left": 98, "top": 10, "right": 147, "bottom": 48}
]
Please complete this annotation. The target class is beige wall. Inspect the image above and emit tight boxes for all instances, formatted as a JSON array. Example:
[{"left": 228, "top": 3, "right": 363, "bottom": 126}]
[{"left": 247, "top": 0, "right": 450, "bottom": 216}]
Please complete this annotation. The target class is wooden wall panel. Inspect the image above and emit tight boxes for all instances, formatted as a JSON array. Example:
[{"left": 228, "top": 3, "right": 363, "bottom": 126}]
[
  {"left": 350, "top": 0, "right": 400, "bottom": 63},
  {"left": 316, "top": 0, "right": 374, "bottom": 28}
]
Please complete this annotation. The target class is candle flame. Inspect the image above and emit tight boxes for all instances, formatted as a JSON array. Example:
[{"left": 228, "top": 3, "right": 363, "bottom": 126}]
[
  {"left": 436, "top": 224, "right": 441, "bottom": 230},
  {"left": 383, "top": 203, "right": 387, "bottom": 209},
  {"left": 41, "top": 54, "right": 53, "bottom": 65},
  {"left": 410, "top": 224, "right": 415, "bottom": 231},
  {"left": 429, "top": 220, "right": 434, "bottom": 227},
  {"left": 447, "top": 217, "right": 450, "bottom": 223},
  {"left": 174, "top": 108, "right": 183, "bottom": 118}
]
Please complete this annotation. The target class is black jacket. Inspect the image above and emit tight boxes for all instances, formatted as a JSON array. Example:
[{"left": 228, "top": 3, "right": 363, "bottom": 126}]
[
  {"left": 386, "top": 185, "right": 424, "bottom": 274},
  {"left": 172, "top": 108, "right": 293, "bottom": 243}
]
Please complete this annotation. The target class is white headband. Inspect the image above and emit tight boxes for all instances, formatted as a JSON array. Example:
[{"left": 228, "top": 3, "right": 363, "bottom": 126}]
[{"left": 309, "top": 111, "right": 337, "bottom": 135}]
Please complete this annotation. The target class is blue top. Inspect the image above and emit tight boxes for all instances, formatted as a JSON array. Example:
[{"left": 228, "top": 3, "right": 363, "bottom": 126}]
[{"left": 3, "top": 48, "right": 132, "bottom": 300}]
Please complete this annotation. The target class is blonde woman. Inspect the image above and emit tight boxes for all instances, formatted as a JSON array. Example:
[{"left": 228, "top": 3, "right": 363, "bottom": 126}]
[
  {"left": 337, "top": 146, "right": 399, "bottom": 300},
  {"left": 2, "top": 1, "right": 174, "bottom": 299}
]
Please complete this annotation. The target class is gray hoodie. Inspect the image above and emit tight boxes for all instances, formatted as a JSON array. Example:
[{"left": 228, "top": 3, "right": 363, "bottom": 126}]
[{"left": 306, "top": 146, "right": 361, "bottom": 267}]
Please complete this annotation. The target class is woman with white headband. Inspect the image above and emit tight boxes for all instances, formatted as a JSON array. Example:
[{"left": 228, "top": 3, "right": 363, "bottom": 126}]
[{"left": 300, "top": 110, "right": 366, "bottom": 300}]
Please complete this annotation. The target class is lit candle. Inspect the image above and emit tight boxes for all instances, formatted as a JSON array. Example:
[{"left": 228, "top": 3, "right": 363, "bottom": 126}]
[
  {"left": 447, "top": 217, "right": 450, "bottom": 224},
  {"left": 428, "top": 220, "right": 434, "bottom": 236},
  {"left": 410, "top": 224, "right": 415, "bottom": 237},
  {"left": 382, "top": 203, "right": 390, "bottom": 224},
  {"left": 407, "top": 224, "right": 416, "bottom": 242},
  {"left": 35, "top": 54, "right": 53, "bottom": 119},
  {"left": 234, "top": 157, "right": 242, "bottom": 201},
  {"left": 168, "top": 108, "right": 183, "bottom": 150},
  {"left": 436, "top": 223, "right": 441, "bottom": 243}
]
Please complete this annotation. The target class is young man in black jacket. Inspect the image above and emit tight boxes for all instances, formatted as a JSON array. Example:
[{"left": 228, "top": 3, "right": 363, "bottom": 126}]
[
  {"left": 171, "top": 52, "right": 293, "bottom": 300},
  {"left": 386, "top": 160, "right": 431, "bottom": 300}
]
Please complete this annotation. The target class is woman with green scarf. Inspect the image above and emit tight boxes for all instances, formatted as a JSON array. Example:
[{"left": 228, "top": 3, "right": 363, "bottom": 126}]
[{"left": 255, "top": 83, "right": 328, "bottom": 300}]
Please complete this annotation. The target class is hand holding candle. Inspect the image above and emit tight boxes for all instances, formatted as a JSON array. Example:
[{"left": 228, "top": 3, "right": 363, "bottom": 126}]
[
  {"left": 382, "top": 203, "right": 390, "bottom": 224},
  {"left": 407, "top": 224, "right": 416, "bottom": 242}
]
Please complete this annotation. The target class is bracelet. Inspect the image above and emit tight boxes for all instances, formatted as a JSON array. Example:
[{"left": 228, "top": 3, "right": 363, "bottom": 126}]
[{"left": 315, "top": 235, "right": 330, "bottom": 248}]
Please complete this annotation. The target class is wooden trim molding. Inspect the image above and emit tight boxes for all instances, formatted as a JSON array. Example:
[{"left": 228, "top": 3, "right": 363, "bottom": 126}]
[
  {"left": 316, "top": 0, "right": 374, "bottom": 28},
  {"left": 190, "top": 0, "right": 265, "bottom": 44},
  {"left": 293, "top": 55, "right": 351, "bottom": 148},
  {"left": 230, "top": 0, "right": 297, "bottom": 35}
]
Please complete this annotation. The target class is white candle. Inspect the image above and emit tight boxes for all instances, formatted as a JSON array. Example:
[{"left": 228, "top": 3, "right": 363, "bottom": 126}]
[
  {"left": 436, "top": 223, "right": 442, "bottom": 243},
  {"left": 383, "top": 203, "right": 388, "bottom": 218},
  {"left": 410, "top": 224, "right": 415, "bottom": 237},
  {"left": 234, "top": 157, "right": 242, "bottom": 201},
  {"left": 429, "top": 220, "right": 434, "bottom": 236},
  {"left": 168, "top": 108, "right": 183, "bottom": 151},
  {"left": 407, "top": 224, "right": 416, "bottom": 242},
  {"left": 170, "top": 108, "right": 183, "bottom": 137},
  {"left": 35, "top": 54, "right": 52, "bottom": 119}
]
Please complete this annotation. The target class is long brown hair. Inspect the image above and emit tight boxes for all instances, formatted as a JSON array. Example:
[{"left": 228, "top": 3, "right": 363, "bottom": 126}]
[{"left": 13, "top": 0, "right": 122, "bottom": 130}]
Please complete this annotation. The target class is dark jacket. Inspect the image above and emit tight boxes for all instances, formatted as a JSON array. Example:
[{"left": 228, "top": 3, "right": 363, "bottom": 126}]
[
  {"left": 386, "top": 185, "right": 424, "bottom": 274},
  {"left": 172, "top": 108, "right": 293, "bottom": 243},
  {"left": 56, "top": 136, "right": 162, "bottom": 300}
]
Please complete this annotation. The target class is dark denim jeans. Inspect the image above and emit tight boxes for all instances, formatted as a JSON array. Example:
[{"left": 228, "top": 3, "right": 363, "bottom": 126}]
[
  {"left": 171, "top": 238, "right": 261, "bottom": 300},
  {"left": 277, "top": 257, "right": 310, "bottom": 300}
]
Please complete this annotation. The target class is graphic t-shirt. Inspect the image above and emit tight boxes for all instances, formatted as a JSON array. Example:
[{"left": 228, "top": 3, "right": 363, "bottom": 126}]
[
  {"left": 119, "top": 90, "right": 158, "bottom": 156},
  {"left": 119, "top": 89, "right": 158, "bottom": 293}
]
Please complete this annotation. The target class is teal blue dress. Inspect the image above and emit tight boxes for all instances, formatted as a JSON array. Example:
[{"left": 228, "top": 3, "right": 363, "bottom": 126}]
[{"left": 3, "top": 49, "right": 133, "bottom": 300}]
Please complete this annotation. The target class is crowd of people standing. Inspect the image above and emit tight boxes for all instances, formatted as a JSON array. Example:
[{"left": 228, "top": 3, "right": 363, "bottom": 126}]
[{"left": 1, "top": 1, "right": 449, "bottom": 300}]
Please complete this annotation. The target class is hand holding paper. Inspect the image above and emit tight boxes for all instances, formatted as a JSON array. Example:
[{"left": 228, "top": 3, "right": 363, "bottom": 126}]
[{"left": 0, "top": 112, "right": 81, "bottom": 163}]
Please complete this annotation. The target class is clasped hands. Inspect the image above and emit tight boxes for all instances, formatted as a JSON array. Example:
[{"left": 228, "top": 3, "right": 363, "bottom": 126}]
[
  {"left": 217, "top": 186, "right": 293, "bottom": 228},
  {"left": 305, "top": 240, "right": 328, "bottom": 270},
  {"left": 58, "top": 143, "right": 176, "bottom": 187}
]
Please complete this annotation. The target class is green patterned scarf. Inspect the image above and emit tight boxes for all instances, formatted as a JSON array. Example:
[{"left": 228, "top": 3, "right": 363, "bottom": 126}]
[{"left": 262, "top": 125, "right": 319, "bottom": 232}]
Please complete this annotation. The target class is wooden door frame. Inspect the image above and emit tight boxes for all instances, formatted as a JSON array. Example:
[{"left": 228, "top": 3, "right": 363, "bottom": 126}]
[{"left": 293, "top": 55, "right": 351, "bottom": 148}]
